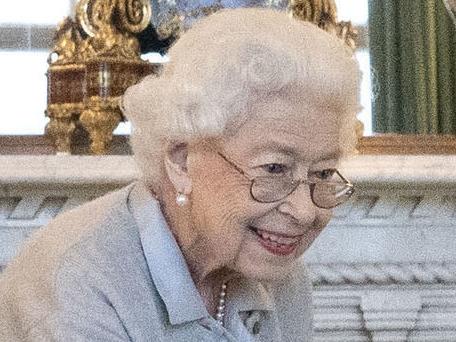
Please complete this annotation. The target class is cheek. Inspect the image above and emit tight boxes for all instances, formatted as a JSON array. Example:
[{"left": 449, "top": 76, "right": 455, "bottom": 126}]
[
  {"left": 191, "top": 161, "right": 253, "bottom": 213},
  {"left": 188, "top": 158, "right": 276, "bottom": 240},
  {"left": 194, "top": 177, "right": 247, "bottom": 214},
  {"left": 189, "top": 170, "right": 249, "bottom": 234},
  {"left": 297, "top": 210, "right": 332, "bottom": 254}
]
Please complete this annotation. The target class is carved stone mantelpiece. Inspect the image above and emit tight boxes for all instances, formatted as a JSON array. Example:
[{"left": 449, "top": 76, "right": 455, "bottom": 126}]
[
  {"left": 1, "top": 154, "right": 456, "bottom": 339},
  {"left": 304, "top": 156, "right": 456, "bottom": 340},
  {"left": 313, "top": 285, "right": 456, "bottom": 342}
]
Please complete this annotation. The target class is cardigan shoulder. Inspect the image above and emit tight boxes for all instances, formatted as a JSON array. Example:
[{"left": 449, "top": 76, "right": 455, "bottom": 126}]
[{"left": 0, "top": 184, "right": 152, "bottom": 340}]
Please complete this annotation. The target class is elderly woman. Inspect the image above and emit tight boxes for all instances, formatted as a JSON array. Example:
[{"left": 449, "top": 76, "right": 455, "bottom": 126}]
[{"left": 0, "top": 8, "right": 360, "bottom": 342}]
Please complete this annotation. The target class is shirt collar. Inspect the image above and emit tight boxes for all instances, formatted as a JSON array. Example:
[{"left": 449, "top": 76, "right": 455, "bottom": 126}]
[{"left": 127, "top": 181, "right": 275, "bottom": 325}]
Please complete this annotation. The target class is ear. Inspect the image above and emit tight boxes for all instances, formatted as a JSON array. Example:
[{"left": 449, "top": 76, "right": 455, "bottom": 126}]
[{"left": 164, "top": 142, "right": 192, "bottom": 195}]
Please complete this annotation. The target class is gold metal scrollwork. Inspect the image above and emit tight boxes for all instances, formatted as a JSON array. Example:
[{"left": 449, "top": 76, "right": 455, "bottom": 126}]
[
  {"left": 76, "top": 0, "right": 116, "bottom": 37},
  {"left": 289, "top": 0, "right": 337, "bottom": 27},
  {"left": 75, "top": 0, "right": 151, "bottom": 60},
  {"left": 336, "top": 21, "right": 357, "bottom": 51},
  {"left": 76, "top": 0, "right": 150, "bottom": 37},
  {"left": 49, "top": 18, "right": 83, "bottom": 65},
  {"left": 46, "top": 0, "right": 154, "bottom": 155},
  {"left": 117, "top": 0, "right": 152, "bottom": 33},
  {"left": 288, "top": 0, "right": 357, "bottom": 51}
]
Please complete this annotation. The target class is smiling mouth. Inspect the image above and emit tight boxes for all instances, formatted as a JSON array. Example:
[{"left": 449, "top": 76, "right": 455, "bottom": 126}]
[{"left": 248, "top": 226, "right": 303, "bottom": 256}]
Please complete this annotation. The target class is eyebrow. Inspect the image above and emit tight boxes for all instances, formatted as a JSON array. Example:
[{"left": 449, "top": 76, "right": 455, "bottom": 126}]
[
  {"left": 248, "top": 142, "right": 296, "bottom": 157},
  {"left": 314, "top": 150, "right": 344, "bottom": 163},
  {"left": 248, "top": 143, "right": 343, "bottom": 163}
]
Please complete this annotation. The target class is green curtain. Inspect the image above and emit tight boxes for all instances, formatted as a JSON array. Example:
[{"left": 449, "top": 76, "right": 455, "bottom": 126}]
[{"left": 369, "top": 0, "right": 456, "bottom": 134}]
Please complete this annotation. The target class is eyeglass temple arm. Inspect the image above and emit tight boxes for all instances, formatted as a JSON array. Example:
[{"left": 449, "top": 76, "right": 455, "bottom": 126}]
[
  {"left": 216, "top": 151, "right": 254, "bottom": 181},
  {"left": 335, "top": 170, "right": 353, "bottom": 186}
]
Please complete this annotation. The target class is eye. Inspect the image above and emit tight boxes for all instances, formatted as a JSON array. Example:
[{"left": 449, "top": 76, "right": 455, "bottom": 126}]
[
  {"left": 261, "top": 163, "right": 287, "bottom": 175},
  {"left": 313, "top": 169, "right": 336, "bottom": 180}
]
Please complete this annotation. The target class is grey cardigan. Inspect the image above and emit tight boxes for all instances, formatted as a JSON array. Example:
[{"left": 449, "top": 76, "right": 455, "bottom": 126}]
[{"left": 0, "top": 183, "right": 313, "bottom": 341}]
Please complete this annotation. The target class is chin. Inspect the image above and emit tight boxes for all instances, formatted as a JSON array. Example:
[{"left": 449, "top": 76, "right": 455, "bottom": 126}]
[{"left": 235, "top": 257, "right": 298, "bottom": 282}]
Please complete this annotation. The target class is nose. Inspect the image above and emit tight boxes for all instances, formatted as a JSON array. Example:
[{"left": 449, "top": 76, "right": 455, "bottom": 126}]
[{"left": 276, "top": 183, "right": 318, "bottom": 225}]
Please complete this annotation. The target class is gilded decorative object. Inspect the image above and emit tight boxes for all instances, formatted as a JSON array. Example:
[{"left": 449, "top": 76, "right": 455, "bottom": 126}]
[
  {"left": 288, "top": 0, "right": 337, "bottom": 29},
  {"left": 82, "top": 59, "right": 157, "bottom": 154},
  {"left": 46, "top": 0, "right": 158, "bottom": 155},
  {"left": 79, "top": 97, "right": 122, "bottom": 155},
  {"left": 117, "top": 0, "right": 152, "bottom": 33},
  {"left": 76, "top": 0, "right": 149, "bottom": 60},
  {"left": 336, "top": 21, "right": 357, "bottom": 51},
  {"left": 76, "top": 0, "right": 151, "bottom": 37},
  {"left": 49, "top": 18, "right": 83, "bottom": 65},
  {"left": 45, "top": 104, "right": 81, "bottom": 154},
  {"left": 45, "top": 64, "right": 85, "bottom": 154},
  {"left": 288, "top": 0, "right": 357, "bottom": 51}
]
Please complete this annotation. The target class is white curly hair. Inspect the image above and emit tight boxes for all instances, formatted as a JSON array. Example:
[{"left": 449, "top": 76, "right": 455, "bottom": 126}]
[{"left": 122, "top": 7, "right": 362, "bottom": 189}]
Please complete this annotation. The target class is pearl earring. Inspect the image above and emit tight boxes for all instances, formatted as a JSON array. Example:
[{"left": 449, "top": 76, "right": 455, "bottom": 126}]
[{"left": 176, "top": 192, "right": 188, "bottom": 207}]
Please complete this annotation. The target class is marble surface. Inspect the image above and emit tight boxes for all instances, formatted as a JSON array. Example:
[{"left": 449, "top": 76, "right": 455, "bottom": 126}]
[{"left": 1, "top": 154, "right": 456, "bottom": 185}]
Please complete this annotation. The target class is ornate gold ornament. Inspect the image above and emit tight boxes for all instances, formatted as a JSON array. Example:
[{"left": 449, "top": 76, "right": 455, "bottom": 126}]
[
  {"left": 75, "top": 0, "right": 150, "bottom": 60},
  {"left": 336, "top": 20, "right": 357, "bottom": 51},
  {"left": 288, "top": 0, "right": 358, "bottom": 51},
  {"left": 46, "top": 0, "right": 156, "bottom": 155},
  {"left": 289, "top": 0, "right": 337, "bottom": 28},
  {"left": 49, "top": 18, "right": 83, "bottom": 65},
  {"left": 79, "top": 97, "right": 123, "bottom": 155},
  {"left": 45, "top": 103, "right": 84, "bottom": 153}
]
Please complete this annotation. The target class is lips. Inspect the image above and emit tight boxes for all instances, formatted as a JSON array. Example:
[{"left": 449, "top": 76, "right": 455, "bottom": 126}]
[{"left": 248, "top": 226, "right": 303, "bottom": 256}]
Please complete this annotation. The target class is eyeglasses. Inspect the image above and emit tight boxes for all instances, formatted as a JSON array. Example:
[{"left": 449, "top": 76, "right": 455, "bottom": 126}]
[{"left": 214, "top": 150, "right": 355, "bottom": 209}]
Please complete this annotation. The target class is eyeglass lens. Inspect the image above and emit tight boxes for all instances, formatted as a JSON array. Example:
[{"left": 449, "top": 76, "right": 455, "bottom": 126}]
[{"left": 250, "top": 176, "right": 354, "bottom": 208}]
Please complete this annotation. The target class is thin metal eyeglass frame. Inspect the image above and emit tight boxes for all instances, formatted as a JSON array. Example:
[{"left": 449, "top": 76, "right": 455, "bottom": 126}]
[{"left": 214, "top": 150, "right": 355, "bottom": 208}]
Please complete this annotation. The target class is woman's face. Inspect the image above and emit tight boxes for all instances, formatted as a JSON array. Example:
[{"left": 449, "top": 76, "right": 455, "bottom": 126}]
[{"left": 186, "top": 96, "right": 344, "bottom": 281}]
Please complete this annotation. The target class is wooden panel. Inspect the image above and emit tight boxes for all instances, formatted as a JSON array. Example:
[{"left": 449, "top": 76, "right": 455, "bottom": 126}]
[
  {"left": 2, "top": 134, "right": 456, "bottom": 155},
  {"left": 0, "top": 135, "right": 131, "bottom": 155},
  {"left": 357, "top": 134, "right": 456, "bottom": 155}
]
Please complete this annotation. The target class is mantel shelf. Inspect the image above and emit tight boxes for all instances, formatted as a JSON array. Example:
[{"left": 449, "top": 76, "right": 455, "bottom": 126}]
[{"left": 0, "top": 154, "right": 455, "bottom": 187}]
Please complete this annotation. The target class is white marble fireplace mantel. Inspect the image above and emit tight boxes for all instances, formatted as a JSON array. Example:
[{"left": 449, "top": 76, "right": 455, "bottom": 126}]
[
  {"left": 1, "top": 154, "right": 456, "bottom": 186},
  {"left": 1, "top": 154, "right": 456, "bottom": 341}
]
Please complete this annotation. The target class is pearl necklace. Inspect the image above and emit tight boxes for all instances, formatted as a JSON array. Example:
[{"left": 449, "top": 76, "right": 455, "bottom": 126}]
[{"left": 215, "top": 282, "right": 227, "bottom": 326}]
